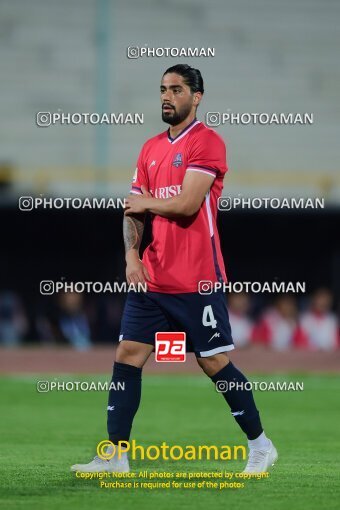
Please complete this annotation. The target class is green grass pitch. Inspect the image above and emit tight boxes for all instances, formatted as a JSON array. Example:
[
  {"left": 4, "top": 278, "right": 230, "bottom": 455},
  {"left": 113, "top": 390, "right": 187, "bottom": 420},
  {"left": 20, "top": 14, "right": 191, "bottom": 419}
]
[{"left": 0, "top": 374, "right": 339, "bottom": 510}]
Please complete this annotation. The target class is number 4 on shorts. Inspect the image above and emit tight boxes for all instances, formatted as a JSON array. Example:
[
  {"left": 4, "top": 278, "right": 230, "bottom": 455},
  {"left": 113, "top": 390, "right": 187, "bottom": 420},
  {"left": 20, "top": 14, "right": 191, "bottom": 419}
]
[{"left": 202, "top": 305, "right": 217, "bottom": 329}]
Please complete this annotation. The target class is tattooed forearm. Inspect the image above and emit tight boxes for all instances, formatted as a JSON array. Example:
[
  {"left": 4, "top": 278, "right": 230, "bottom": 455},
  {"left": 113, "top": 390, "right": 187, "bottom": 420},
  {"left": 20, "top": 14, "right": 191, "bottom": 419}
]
[{"left": 123, "top": 214, "right": 145, "bottom": 254}]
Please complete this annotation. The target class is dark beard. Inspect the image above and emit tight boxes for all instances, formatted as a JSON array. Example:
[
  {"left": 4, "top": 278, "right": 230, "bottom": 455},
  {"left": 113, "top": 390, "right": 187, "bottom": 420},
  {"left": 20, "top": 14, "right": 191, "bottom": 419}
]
[{"left": 162, "top": 103, "right": 193, "bottom": 126}]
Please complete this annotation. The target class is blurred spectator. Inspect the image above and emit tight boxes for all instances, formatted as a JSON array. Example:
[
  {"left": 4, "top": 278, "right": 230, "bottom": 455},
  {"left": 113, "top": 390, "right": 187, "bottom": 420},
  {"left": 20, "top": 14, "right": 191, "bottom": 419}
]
[
  {"left": 58, "top": 292, "right": 92, "bottom": 351},
  {"left": 228, "top": 292, "right": 253, "bottom": 347},
  {"left": 252, "top": 295, "right": 307, "bottom": 350},
  {"left": 0, "top": 292, "right": 28, "bottom": 346},
  {"left": 36, "top": 292, "right": 92, "bottom": 350},
  {"left": 300, "top": 288, "right": 339, "bottom": 351},
  {"left": 36, "top": 300, "right": 62, "bottom": 346}
]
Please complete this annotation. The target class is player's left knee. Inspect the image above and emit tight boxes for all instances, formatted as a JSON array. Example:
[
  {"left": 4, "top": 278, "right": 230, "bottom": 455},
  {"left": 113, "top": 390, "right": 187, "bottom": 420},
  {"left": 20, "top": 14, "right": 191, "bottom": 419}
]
[{"left": 196, "top": 353, "right": 229, "bottom": 377}]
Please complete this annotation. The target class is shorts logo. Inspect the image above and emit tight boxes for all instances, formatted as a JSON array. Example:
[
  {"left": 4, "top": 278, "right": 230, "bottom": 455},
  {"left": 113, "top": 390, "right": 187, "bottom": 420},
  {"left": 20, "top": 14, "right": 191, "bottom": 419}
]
[
  {"left": 172, "top": 153, "right": 183, "bottom": 168},
  {"left": 155, "top": 332, "right": 186, "bottom": 362},
  {"left": 208, "top": 331, "right": 220, "bottom": 343}
]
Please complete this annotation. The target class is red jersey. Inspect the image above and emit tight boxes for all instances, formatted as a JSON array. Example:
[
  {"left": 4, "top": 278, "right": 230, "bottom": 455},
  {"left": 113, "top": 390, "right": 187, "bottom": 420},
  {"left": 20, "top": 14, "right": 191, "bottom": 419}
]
[{"left": 130, "top": 119, "right": 228, "bottom": 293}]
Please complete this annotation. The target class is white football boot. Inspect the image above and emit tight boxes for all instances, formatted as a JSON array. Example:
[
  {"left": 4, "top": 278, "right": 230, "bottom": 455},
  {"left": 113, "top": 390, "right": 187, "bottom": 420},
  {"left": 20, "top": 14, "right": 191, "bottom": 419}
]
[
  {"left": 70, "top": 444, "right": 129, "bottom": 473},
  {"left": 243, "top": 439, "right": 278, "bottom": 473}
]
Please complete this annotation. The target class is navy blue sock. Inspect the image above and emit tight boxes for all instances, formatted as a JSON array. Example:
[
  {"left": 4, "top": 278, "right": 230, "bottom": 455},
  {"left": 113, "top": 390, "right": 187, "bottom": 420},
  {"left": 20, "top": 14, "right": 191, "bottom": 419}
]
[
  {"left": 107, "top": 362, "right": 142, "bottom": 443},
  {"left": 210, "top": 362, "right": 263, "bottom": 440}
]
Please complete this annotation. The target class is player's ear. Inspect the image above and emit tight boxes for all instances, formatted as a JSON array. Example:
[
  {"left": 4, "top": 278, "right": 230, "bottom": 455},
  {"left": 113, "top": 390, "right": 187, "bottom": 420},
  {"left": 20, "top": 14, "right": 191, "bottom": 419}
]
[{"left": 193, "top": 92, "right": 202, "bottom": 105}]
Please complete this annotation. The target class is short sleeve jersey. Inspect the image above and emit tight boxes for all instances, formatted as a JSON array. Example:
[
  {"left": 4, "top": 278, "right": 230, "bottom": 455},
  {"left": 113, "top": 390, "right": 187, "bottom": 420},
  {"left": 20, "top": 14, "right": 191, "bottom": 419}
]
[{"left": 130, "top": 119, "right": 228, "bottom": 293}]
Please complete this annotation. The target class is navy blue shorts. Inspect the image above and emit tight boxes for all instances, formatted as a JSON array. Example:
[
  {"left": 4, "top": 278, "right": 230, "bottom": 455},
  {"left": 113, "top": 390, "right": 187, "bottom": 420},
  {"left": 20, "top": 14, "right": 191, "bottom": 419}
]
[{"left": 119, "top": 291, "right": 234, "bottom": 358}]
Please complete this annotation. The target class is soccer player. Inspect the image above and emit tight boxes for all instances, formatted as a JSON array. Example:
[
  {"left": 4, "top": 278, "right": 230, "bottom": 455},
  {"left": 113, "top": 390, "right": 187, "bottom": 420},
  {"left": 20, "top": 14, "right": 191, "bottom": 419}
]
[{"left": 71, "top": 64, "right": 278, "bottom": 474}]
